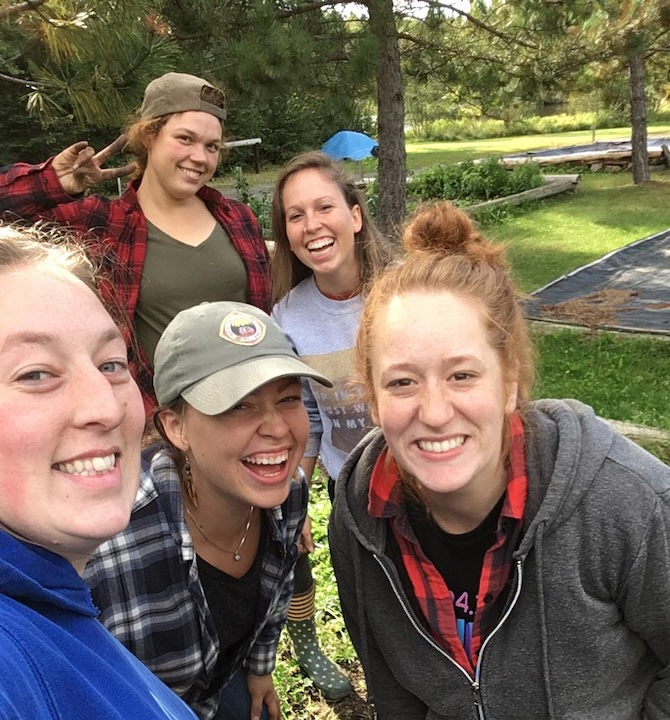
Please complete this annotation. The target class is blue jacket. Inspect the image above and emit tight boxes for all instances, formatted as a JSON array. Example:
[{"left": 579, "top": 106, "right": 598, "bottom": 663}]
[{"left": 0, "top": 531, "right": 197, "bottom": 720}]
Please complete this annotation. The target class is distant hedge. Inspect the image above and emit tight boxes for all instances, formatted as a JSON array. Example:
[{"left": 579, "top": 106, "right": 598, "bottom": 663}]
[{"left": 405, "top": 111, "right": 629, "bottom": 143}]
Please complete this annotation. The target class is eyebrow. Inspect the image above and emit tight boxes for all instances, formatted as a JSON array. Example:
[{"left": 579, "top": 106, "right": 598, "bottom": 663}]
[
  {"left": 0, "top": 327, "right": 123, "bottom": 356},
  {"left": 285, "top": 195, "right": 335, "bottom": 212},
  {"left": 172, "top": 126, "right": 222, "bottom": 143},
  {"left": 381, "top": 355, "right": 481, "bottom": 373}
]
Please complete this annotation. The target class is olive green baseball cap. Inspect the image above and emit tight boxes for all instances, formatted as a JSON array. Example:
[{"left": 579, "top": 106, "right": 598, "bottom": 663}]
[
  {"left": 140, "top": 72, "right": 227, "bottom": 121},
  {"left": 153, "top": 302, "right": 332, "bottom": 415}
]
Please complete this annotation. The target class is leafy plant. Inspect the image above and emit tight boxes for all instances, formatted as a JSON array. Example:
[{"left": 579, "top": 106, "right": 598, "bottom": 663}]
[
  {"left": 234, "top": 168, "right": 272, "bottom": 239},
  {"left": 407, "top": 157, "right": 543, "bottom": 204}
]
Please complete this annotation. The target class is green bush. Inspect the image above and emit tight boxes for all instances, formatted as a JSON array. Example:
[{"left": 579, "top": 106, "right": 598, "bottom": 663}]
[{"left": 407, "top": 157, "right": 543, "bottom": 204}]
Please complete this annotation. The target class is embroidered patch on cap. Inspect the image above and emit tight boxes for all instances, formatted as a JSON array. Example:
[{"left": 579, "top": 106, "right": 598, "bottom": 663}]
[{"left": 219, "top": 310, "right": 266, "bottom": 345}]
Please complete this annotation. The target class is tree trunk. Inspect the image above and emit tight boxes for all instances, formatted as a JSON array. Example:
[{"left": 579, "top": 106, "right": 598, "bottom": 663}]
[
  {"left": 367, "top": 0, "right": 406, "bottom": 240},
  {"left": 629, "top": 53, "right": 650, "bottom": 184}
]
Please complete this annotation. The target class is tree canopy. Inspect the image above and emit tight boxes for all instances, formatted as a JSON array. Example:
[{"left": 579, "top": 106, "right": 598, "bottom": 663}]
[{"left": 2, "top": 0, "right": 669, "bottom": 228}]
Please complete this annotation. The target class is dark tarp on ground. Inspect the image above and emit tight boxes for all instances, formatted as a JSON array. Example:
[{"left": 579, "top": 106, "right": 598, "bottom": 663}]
[{"left": 525, "top": 229, "right": 670, "bottom": 335}]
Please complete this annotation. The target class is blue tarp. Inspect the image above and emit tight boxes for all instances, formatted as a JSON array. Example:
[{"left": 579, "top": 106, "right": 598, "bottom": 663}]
[{"left": 321, "top": 131, "right": 378, "bottom": 161}]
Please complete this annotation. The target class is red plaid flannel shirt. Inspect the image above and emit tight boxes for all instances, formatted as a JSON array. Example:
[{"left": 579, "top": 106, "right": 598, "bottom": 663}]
[
  {"left": 0, "top": 159, "right": 270, "bottom": 415},
  {"left": 369, "top": 414, "right": 527, "bottom": 675}
]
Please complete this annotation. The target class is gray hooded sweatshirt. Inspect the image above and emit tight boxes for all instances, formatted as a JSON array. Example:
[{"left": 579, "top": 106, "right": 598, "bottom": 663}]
[{"left": 329, "top": 399, "right": 670, "bottom": 720}]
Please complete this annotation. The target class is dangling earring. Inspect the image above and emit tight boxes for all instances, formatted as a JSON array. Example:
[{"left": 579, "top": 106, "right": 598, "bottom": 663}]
[{"left": 182, "top": 455, "right": 198, "bottom": 507}]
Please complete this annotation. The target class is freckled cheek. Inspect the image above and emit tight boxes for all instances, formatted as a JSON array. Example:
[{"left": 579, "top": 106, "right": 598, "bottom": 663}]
[
  {"left": 287, "top": 233, "right": 304, "bottom": 254},
  {"left": 376, "top": 399, "right": 412, "bottom": 440}
]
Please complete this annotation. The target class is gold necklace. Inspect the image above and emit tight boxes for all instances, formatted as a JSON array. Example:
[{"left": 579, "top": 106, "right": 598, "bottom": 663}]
[{"left": 185, "top": 505, "right": 254, "bottom": 562}]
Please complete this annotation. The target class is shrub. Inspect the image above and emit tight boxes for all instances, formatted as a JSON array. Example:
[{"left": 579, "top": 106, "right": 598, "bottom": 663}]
[{"left": 407, "top": 158, "right": 543, "bottom": 204}]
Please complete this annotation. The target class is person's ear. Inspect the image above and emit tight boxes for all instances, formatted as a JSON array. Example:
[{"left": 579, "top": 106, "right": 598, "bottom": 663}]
[
  {"left": 158, "top": 408, "right": 189, "bottom": 452},
  {"left": 370, "top": 397, "right": 380, "bottom": 426},
  {"left": 351, "top": 204, "right": 363, "bottom": 234},
  {"left": 505, "top": 361, "right": 520, "bottom": 415}
]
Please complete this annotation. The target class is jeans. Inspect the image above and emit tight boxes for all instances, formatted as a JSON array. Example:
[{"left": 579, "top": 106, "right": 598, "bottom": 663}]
[{"left": 214, "top": 667, "right": 270, "bottom": 720}]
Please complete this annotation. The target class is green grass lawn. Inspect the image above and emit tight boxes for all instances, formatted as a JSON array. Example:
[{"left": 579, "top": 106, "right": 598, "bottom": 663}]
[
  {"left": 483, "top": 171, "right": 670, "bottom": 292},
  {"left": 404, "top": 121, "right": 670, "bottom": 169},
  {"left": 533, "top": 329, "right": 670, "bottom": 431}
]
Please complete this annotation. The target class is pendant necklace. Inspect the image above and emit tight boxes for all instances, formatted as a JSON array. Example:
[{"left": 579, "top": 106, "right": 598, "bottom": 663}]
[{"left": 185, "top": 505, "right": 254, "bottom": 562}]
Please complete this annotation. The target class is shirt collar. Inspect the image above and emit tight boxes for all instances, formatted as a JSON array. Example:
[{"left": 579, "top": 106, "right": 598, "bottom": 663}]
[{"left": 369, "top": 412, "right": 528, "bottom": 521}]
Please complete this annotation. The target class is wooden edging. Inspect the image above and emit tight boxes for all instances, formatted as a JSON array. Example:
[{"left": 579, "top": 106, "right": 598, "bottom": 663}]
[
  {"left": 605, "top": 419, "right": 670, "bottom": 444},
  {"left": 527, "top": 319, "right": 670, "bottom": 342},
  {"left": 464, "top": 175, "right": 580, "bottom": 213}
]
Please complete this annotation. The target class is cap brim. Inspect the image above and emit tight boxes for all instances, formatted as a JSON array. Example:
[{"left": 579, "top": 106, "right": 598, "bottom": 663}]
[{"left": 181, "top": 355, "right": 333, "bottom": 416}]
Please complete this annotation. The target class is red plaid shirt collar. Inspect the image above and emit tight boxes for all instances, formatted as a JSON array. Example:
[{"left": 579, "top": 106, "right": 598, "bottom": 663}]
[{"left": 369, "top": 414, "right": 527, "bottom": 674}]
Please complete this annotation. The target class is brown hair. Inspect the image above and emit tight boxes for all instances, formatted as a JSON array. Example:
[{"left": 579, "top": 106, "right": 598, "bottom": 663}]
[
  {"left": 357, "top": 201, "right": 534, "bottom": 418},
  {"left": 153, "top": 397, "right": 192, "bottom": 491},
  {"left": 270, "top": 151, "right": 395, "bottom": 305}
]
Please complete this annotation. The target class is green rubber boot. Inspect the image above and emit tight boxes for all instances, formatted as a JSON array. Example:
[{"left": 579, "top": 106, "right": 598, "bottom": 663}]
[{"left": 287, "top": 588, "right": 352, "bottom": 702}]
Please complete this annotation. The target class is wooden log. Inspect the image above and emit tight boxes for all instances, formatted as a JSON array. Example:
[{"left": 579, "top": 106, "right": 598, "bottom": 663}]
[{"left": 464, "top": 176, "right": 579, "bottom": 213}]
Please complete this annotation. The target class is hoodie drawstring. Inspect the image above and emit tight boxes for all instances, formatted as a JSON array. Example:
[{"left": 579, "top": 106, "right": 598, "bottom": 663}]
[{"left": 534, "top": 520, "right": 556, "bottom": 720}]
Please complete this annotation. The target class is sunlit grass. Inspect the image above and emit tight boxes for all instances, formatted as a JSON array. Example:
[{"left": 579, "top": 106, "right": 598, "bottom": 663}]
[
  {"left": 405, "top": 122, "right": 670, "bottom": 169},
  {"left": 485, "top": 171, "right": 670, "bottom": 292},
  {"left": 533, "top": 329, "right": 670, "bottom": 430}
]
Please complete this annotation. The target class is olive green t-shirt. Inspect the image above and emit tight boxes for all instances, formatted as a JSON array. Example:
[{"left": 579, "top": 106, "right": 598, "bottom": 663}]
[{"left": 135, "top": 221, "right": 248, "bottom": 366}]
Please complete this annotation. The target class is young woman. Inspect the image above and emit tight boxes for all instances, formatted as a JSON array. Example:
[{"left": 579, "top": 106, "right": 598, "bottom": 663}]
[
  {"left": 0, "top": 72, "right": 269, "bottom": 413},
  {"left": 85, "top": 301, "right": 332, "bottom": 720},
  {"left": 329, "top": 201, "right": 670, "bottom": 719},
  {"left": 0, "top": 225, "right": 196, "bottom": 720},
  {"left": 270, "top": 151, "right": 394, "bottom": 700}
]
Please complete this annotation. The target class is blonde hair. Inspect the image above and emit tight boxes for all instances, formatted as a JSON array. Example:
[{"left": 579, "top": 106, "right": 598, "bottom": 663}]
[{"left": 0, "top": 223, "right": 99, "bottom": 293}]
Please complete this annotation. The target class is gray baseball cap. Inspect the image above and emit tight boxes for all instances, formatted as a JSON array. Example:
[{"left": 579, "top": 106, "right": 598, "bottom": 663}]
[
  {"left": 153, "top": 302, "right": 332, "bottom": 415},
  {"left": 140, "top": 72, "right": 227, "bottom": 121}
]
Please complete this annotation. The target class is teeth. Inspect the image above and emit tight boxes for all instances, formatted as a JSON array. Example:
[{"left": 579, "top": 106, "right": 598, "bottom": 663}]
[
  {"left": 307, "top": 238, "right": 334, "bottom": 251},
  {"left": 180, "top": 168, "right": 202, "bottom": 178},
  {"left": 418, "top": 436, "right": 465, "bottom": 453},
  {"left": 55, "top": 454, "right": 116, "bottom": 476},
  {"left": 242, "top": 451, "right": 288, "bottom": 466}
]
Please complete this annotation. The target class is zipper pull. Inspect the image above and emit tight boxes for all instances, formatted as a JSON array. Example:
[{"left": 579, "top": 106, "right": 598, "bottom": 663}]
[{"left": 472, "top": 680, "right": 483, "bottom": 708}]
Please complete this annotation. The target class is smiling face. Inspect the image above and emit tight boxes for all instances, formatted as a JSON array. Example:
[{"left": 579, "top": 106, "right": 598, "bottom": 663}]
[
  {"left": 163, "top": 377, "right": 309, "bottom": 511},
  {"left": 370, "top": 291, "right": 518, "bottom": 521},
  {"left": 282, "top": 167, "right": 362, "bottom": 291},
  {"left": 0, "top": 267, "right": 145, "bottom": 569},
  {"left": 143, "top": 111, "right": 222, "bottom": 200}
]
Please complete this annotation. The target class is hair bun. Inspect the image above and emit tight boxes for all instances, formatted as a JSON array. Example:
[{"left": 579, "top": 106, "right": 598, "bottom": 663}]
[{"left": 402, "top": 201, "right": 508, "bottom": 270}]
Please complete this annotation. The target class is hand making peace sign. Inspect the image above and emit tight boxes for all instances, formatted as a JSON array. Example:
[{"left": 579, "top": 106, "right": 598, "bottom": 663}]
[{"left": 52, "top": 135, "right": 136, "bottom": 196}]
